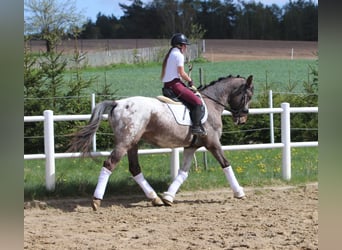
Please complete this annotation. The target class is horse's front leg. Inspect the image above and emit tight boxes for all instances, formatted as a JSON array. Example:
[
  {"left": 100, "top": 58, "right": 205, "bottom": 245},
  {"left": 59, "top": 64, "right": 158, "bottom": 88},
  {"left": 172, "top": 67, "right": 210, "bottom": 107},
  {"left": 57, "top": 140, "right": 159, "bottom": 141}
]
[
  {"left": 207, "top": 145, "right": 245, "bottom": 199},
  {"left": 128, "top": 144, "right": 164, "bottom": 206},
  {"left": 162, "top": 147, "right": 197, "bottom": 206}
]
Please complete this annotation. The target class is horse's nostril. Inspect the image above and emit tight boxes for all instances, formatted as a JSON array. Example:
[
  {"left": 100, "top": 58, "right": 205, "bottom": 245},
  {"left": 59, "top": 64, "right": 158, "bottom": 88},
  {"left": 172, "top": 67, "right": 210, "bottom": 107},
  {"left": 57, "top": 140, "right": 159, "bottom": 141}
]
[{"left": 242, "top": 108, "right": 249, "bottom": 114}]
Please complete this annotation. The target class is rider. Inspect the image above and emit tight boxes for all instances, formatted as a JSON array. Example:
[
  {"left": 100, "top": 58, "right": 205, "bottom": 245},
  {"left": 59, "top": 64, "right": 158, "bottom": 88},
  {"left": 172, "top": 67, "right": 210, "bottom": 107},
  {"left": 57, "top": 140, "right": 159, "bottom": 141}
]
[{"left": 161, "top": 33, "right": 206, "bottom": 136}]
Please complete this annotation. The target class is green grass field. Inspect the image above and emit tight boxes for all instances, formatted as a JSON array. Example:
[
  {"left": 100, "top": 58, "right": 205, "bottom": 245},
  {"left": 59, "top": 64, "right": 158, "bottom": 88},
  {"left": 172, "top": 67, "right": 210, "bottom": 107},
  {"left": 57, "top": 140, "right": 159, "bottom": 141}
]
[
  {"left": 25, "top": 58, "right": 318, "bottom": 200},
  {"left": 70, "top": 58, "right": 316, "bottom": 98},
  {"left": 24, "top": 147, "right": 317, "bottom": 200}
]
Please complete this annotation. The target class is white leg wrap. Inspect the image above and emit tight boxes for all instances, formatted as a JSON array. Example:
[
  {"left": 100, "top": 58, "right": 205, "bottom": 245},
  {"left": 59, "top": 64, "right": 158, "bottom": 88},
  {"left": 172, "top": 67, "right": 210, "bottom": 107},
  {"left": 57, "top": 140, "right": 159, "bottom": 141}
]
[
  {"left": 165, "top": 170, "right": 188, "bottom": 198},
  {"left": 223, "top": 166, "right": 244, "bottom": 196},
  {"left": 133, "top": 173, "right": 157, "bottom": 199},
  {"left": 93, "top": 167, "right": 112, "bottom": 199}
]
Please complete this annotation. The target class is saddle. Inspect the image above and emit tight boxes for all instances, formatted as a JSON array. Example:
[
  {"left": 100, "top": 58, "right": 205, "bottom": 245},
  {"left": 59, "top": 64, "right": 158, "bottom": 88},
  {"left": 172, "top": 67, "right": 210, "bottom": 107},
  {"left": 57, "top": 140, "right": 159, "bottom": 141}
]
[{"left": 161, "top": 87, "right": 182, "bottom": 104}]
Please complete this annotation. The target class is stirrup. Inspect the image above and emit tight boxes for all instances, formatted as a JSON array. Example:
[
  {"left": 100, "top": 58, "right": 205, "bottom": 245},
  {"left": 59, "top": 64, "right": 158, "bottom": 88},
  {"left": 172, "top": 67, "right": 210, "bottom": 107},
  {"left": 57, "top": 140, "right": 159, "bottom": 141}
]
[{"left": 191, "top": 126, "right": 207, "bottom": 136}]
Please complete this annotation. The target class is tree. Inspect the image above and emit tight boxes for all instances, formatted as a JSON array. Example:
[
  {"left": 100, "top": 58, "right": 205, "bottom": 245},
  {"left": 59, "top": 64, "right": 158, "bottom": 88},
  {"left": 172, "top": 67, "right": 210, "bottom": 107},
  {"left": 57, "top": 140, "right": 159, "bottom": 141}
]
[
  {"left": 281, "top": 0, "right": 318, "bottom": 40},
  {"left": 178, "top": 0, "right": 200, "bottom": 35},
  {"left": 24, "top": 29, "right": 116, "bottom": 153},
  {"left": 24, "top": 0, "right": 86, "bottom": 52},
  {"left": 197, "top": 0, "right": 237, "bottom": 38},
  {"left": 234, "top": 1, "right": 281, "bottom": 40},
  {"left": 95, "top": 13, "right": 120, "bottom": 39},
  {"left": 73, "top": 0, "right": 317, "bottom": 40},
  {"left": 80, "top": 19, "right": 101, "bottom": 39},
  {"left": 119, "top": 0, "right": 147, "bottom": 38},
  {"left": 149, "top": 0, "right": 176, "bottom": 35}
]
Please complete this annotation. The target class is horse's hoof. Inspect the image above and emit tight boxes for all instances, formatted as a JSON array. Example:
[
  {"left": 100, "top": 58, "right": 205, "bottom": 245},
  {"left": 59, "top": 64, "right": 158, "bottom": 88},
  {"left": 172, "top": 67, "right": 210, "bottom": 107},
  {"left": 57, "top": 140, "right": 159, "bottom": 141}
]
[
  {"left": 162, "top": 198, "right": 173, "bottom": 206},
  {"left": 151, "top": 196, "right": 164, "bottom": 206},
  {"left": 161, "top": 192, "right": 174, "bottom": 206},
  {"left": 91, "top": 198, "right": 101, "bottom": 211},
  {"left": 233, "top": 189, "right": 246, "bottom": 199}
]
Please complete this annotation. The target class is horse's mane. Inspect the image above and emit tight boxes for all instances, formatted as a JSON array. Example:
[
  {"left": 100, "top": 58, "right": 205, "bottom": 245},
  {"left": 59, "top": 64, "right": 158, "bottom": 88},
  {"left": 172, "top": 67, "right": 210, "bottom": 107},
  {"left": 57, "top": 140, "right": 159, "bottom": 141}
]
[{"left": 198, "top": 74, "right": 244, "bottom": 91}]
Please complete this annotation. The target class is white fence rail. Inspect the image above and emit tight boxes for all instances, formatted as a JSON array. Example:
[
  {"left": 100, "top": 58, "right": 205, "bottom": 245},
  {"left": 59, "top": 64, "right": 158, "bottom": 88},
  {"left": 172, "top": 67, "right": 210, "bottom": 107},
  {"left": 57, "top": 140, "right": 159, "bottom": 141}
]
[{"left": 24, "top": 103, "right": 318, "bottom": 191}]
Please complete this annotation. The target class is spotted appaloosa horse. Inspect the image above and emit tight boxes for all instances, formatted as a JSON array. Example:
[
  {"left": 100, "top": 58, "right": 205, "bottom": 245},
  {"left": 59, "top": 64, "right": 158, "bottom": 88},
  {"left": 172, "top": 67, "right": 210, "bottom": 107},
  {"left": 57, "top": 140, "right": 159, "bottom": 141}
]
[{"left": 68, "top": 75, "right": 254, "bottom": 210}]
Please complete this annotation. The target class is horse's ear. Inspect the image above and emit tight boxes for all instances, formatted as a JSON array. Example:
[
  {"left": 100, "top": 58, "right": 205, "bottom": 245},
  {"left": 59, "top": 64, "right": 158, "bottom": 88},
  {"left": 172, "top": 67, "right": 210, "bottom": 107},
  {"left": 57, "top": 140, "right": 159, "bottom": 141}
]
[{"left": 246, "top": 75, "right": 253, "bottom": 88}]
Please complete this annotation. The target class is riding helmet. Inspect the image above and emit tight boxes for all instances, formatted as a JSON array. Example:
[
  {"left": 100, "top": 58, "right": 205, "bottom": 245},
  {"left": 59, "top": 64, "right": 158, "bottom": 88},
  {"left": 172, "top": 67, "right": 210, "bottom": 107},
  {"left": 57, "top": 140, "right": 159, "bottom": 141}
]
[{"left": 171, "top": 33, "right": 190, "bottom": 47}]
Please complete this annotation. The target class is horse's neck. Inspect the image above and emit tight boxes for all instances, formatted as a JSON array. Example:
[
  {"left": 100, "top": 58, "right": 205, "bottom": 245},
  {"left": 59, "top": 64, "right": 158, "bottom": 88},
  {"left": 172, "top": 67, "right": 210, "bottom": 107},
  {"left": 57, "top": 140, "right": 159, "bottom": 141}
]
[{"left": 201, "top": 83, "right": 232, "bottom": 110}]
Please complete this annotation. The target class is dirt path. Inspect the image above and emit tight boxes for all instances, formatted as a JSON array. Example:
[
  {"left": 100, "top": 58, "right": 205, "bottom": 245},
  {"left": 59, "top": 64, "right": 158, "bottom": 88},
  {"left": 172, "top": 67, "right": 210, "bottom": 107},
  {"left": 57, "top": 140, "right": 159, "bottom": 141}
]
[
  {"left": 24, "top": 183, "right": 317, "bottom": 249},
  {"left": 202, "top": 39, "right": 317, "bottom": 62}
]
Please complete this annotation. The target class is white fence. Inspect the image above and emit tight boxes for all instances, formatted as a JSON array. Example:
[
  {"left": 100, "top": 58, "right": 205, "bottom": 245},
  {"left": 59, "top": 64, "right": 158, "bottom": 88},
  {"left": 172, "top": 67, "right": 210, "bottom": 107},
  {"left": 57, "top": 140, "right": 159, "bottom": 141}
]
[{"left": 24, "top": 102, "right": 318, "bottom": 191}]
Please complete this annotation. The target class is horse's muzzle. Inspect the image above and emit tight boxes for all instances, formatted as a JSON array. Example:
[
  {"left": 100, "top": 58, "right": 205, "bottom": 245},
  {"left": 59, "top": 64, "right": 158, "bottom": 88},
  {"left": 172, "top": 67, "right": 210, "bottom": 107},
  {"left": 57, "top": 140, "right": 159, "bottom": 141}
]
[{"left": 233, "top": 116, "right": 247, "bottom": 125}]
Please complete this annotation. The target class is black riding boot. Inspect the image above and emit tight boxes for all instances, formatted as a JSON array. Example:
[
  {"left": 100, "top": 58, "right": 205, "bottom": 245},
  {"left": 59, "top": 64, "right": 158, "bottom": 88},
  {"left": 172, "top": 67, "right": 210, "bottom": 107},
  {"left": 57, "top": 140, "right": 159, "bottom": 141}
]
[{"left": 190, "top": 105, "right": 207, "bottom": 136}]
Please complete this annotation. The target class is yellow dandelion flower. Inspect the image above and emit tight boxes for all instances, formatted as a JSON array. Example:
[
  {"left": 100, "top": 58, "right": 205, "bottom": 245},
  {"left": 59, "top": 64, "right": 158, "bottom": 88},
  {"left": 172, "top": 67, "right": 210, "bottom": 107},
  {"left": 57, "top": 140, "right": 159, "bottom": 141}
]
[{"left": 236, "top": 166, "right": 244, "bottom": 174}]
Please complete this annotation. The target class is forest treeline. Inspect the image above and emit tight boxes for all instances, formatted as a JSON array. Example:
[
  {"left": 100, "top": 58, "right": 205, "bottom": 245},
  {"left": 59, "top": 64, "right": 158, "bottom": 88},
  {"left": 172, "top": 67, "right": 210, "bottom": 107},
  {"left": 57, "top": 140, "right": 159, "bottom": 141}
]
[{"left": 80, "top": 0, "right": 317, "bottom": 41}]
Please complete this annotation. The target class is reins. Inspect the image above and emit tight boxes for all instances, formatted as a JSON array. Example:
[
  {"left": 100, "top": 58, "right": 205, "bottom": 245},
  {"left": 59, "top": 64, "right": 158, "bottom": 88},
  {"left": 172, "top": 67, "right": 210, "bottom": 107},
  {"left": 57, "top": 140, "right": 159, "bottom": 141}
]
[
  {"left": 201, "top": 93, "right": 230, "bottom": 110},
  {"left": 187, "top": 60, "right": 193, "bottom": 78}
]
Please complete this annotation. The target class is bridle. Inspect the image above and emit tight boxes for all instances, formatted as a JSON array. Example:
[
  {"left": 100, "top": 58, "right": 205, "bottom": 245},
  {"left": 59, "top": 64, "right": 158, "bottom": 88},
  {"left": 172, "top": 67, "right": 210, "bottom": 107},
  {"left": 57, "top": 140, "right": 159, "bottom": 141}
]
[
  {"left": 228, "top": 87, "right": 249, "bottom": 117},
  {"left": 201, "top": 86, "right": 249, "bottom": 118},
  {"left": 188, "top": 64, "right": 250, "bottom": 118}
]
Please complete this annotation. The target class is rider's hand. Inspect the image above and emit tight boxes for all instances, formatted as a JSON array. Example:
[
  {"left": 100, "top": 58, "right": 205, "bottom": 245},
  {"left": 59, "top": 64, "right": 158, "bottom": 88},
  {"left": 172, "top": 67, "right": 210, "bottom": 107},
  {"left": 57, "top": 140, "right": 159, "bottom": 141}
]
[
  {"left": 188, "top": 80, "right": 193, "bottom": 87},
  {"left": 189, "top": 85, "right": 198, "bottom": 92}
]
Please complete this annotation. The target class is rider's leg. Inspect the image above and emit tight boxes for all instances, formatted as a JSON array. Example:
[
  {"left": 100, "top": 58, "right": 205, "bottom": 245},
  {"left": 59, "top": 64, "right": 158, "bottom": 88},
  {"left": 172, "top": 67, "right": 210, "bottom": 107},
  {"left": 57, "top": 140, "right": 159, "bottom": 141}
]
[
  {"left": 172, "top": 84, "right": 206, "bottom": 136},
  {"left": 190, "top": 104, "right": 207, "bottom": 136}
]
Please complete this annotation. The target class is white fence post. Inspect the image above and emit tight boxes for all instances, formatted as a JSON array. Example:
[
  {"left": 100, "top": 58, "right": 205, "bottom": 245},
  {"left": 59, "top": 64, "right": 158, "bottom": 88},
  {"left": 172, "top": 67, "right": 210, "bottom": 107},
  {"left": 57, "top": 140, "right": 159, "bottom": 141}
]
[
  {"left": 43, "top": 110, "right": 55, "bottom": 191},
  {"left": 170, "top": 148, "right": 180, "bottom": 180},
  {"left": 91, "top": 93, "right": 96, "bottom": 152},
  {"left": 281, "top": 102, "right": 291, "bottom": 180},
  {"left": 269, "top": 90, "right": 274, "bottom": 143}
]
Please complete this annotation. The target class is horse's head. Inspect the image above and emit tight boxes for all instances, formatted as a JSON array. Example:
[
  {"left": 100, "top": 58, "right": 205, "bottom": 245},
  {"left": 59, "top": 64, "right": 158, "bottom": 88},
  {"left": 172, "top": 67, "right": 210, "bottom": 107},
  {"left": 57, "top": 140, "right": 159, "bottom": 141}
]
[{"left": 228, "top": 75, "right": 254, "bottom": 125}]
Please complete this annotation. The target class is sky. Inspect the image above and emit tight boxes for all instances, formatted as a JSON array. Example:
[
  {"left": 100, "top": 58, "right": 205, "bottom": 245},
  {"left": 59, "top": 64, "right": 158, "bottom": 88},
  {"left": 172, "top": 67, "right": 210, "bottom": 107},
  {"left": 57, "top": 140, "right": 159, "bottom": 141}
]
[{"left": 75, "top": 0, "right": 318, "bottom": 22}]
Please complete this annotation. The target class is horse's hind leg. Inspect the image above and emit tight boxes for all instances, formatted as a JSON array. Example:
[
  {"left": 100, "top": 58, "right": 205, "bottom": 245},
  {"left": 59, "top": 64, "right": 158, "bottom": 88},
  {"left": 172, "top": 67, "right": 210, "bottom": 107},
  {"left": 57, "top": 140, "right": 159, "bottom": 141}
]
[
  {"left": 128, "top": 144, "right": 164, "bottom": 206},
  {"left": 92, "top": 147, "right": 127, "bottom": 211}
]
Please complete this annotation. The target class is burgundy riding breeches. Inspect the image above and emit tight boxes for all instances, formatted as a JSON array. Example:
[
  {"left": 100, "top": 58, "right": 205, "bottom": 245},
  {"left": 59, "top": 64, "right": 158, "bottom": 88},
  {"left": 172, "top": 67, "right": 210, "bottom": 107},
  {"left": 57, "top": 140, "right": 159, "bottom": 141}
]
[{"left": 164, "top": 79, "right": 202, "bottom": 107}]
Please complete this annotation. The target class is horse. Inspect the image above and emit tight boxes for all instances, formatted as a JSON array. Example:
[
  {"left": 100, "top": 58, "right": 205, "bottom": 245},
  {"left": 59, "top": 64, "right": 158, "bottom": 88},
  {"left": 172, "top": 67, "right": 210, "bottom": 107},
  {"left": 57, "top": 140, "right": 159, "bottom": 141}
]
[{"left": 68, "top": 75, "right": 254, "bottom": 210}]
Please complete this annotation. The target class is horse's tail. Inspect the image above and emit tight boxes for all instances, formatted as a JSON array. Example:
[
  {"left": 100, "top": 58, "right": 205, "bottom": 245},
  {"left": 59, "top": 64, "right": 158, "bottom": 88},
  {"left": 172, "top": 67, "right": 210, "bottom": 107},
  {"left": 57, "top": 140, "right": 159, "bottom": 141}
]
[{"left": 67, "top": 100, "right": 117, "bottom": 155}]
